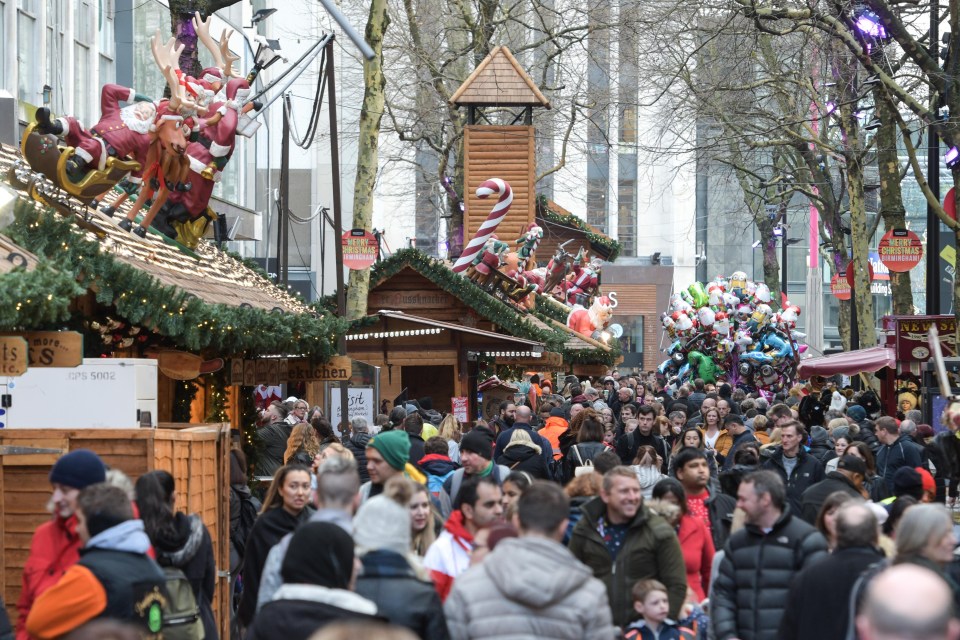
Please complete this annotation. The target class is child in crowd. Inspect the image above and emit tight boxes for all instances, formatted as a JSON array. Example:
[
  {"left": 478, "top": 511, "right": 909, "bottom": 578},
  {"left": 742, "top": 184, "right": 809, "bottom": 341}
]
[{"left": 623, "top": 579, "right": 694, "bottom": 640}]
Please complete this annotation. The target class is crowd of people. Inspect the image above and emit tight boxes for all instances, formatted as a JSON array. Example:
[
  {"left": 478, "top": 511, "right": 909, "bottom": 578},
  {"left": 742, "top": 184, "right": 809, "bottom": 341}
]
[{"left": 9, "top": 370, "right": 960, "bottom": 640}]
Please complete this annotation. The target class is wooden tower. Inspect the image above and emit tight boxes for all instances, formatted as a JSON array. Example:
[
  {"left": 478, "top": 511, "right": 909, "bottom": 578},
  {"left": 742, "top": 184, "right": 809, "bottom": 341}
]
[{"left": 450, "top": 46, "right": 551, "bottom": 245}]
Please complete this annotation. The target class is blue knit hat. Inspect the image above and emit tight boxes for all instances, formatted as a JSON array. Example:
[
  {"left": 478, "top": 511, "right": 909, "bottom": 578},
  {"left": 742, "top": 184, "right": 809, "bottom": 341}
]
[{"left": 49, "top": 449, "right": 106, "bottom": 489}]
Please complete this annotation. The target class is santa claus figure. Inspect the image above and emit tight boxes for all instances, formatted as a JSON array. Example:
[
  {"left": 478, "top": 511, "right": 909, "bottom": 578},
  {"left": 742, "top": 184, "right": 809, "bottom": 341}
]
[{"left": 567, "top": 295, "right": 615, "bottom": 339}]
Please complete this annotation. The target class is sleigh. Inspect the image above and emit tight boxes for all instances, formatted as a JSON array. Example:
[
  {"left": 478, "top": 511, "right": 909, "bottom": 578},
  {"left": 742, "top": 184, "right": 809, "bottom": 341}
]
[{"left": 20, "top": 122, "right": 140, "bottom": 204}]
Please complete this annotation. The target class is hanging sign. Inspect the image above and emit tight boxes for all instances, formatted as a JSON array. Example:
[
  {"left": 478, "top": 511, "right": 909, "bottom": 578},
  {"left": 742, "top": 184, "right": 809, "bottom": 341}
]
[
  {"left": 878, "top": 228, "right": 923, "bottom": 272},
  {"left": 831, "top": 273, "right": 851, "bottom": 300},
  {"left": 2, "top": 331, "right": 84, "bottom": 367},
  {"left": 342, "top": 229, "right": 378, "bottom": 270},
  {"left": 287, "top": 356, "right": 352, "bottom": 382},
  {"left": 451, "top": 396, "right": 469, "bottom": 423},
  {"left": 230, "top": 359, "right": 244, "bottom": 386},
  {"left": 0, "top": 337, "right": 28, "bottom": 376}
]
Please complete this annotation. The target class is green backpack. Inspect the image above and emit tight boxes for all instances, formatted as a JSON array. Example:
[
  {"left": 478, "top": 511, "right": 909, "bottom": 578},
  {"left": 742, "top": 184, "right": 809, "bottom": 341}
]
[{"left": 161, "top": 566, "right": 204, "bottom": 640}]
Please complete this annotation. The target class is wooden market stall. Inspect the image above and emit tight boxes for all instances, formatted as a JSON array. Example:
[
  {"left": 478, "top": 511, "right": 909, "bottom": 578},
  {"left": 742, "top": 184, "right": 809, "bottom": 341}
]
[{"left": 0, "top": 425, "right": 231, "bottom": 639}]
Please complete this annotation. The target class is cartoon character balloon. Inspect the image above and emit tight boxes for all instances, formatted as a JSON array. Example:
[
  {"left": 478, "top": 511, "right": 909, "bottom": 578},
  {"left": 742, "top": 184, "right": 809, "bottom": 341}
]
[{"left": 657, "top": 271, "right": 804, "bottom": 393}]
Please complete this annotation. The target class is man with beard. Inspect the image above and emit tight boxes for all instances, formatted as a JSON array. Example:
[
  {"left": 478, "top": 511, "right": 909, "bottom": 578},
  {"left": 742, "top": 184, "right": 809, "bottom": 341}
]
[{"left": 492, "top": 401, "right": 516, "bottom": 435}]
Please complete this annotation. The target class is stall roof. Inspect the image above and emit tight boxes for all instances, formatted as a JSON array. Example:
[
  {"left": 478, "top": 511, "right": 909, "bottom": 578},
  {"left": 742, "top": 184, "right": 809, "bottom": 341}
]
[
  {"left": 0, "top": 146, "right": 308, "bottom": 314},
  {"left": 367, "top": 249, "right": 619, "bottom": 364},
  {"left": 796, "top": 346, "right": 896, "bottom": 378},
  {"left": 355, "top": 310, "right": 544, "bottom": 346}
]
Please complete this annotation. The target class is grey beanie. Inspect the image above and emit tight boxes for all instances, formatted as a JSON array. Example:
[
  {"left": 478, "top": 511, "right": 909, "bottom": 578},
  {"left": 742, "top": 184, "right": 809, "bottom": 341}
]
[{"left": 353, "top": 494, "right": 411, "bottom": 555}]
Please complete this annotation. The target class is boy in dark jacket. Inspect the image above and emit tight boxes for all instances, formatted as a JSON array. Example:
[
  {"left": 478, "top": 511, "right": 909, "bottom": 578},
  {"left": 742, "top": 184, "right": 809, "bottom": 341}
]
[{"left": 624, "top": 579, "right": 693, "bottom": 640}]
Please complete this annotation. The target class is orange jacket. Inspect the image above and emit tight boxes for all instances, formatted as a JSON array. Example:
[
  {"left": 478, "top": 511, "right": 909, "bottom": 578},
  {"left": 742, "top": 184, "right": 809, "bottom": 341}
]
[
  {"left": 698, "top": 427, "right": 733, "bottom": 458},
  {"left": 539, "top": 417, "right": 569, "bottom": 461}
]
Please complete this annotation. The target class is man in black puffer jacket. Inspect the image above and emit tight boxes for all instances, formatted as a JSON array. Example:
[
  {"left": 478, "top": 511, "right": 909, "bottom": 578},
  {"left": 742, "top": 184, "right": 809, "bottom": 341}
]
[
  {"left": 761, "top": 421, "right": 825, "bottom": 516},
  {"left": 712, "top": 470, "right": 828, "bottom": 640}
]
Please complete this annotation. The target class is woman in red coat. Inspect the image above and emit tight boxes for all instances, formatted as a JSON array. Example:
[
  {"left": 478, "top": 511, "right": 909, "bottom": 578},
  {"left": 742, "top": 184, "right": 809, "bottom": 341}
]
[
  {"left": 16, "top": 449, "right": 106, "bottom": 640},
  {"left": 652, "top": 477, "right": 715, "bottom": 602}
]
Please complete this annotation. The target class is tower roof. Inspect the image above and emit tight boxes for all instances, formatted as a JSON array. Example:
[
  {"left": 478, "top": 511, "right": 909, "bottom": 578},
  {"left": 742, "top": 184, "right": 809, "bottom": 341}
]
[{"left": 449, "top": 46, "right": 551, "bottom": 108}]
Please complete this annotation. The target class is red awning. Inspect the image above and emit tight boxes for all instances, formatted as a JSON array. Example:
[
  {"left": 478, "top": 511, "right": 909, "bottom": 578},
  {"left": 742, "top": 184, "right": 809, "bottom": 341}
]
[{"left": 796, "top": 346, "right": 897, "bottom": 378}]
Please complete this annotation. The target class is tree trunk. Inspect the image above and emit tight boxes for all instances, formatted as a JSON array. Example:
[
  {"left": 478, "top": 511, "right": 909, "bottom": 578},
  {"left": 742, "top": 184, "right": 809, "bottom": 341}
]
[
  {"left": 874, "top": 92, "right": 914, "bottom": 315},
  {"left": 847, "top": 151, "right": 877, "bottom": 346},
  {"left": 345, "top": 0, "right": 390, "bottom": 320},
  {"left": 755, "top": 213, "right": 781, "bottom": 300},
  {"left": 168, "top": 1, "right": 242, "bottom": 78},
  {"left": 838, "top": 298, "right": 852, "bottom": 350}
]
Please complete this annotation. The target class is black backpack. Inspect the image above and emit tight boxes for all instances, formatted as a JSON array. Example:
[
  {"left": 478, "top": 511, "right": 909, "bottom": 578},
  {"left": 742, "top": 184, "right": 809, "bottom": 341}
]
[{"left": 231, "top": 488, "right": 260, "bottom": 560}]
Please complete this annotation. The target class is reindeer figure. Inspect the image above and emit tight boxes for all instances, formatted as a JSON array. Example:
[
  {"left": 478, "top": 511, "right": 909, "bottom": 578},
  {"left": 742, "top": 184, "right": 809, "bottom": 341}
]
[
  {"left": 99, "top": 13, "right": 239, "bottom": 219},
  {"left": 117, "top": 34, "right": 201, "bottom": 238}
]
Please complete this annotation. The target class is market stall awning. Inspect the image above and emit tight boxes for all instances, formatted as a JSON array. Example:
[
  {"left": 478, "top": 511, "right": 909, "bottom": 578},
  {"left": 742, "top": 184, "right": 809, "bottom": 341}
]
[
  {"left": 348, "top": 310, "right": 545, "bottom": 347},
  {"left": 796, "top": 346, "right": 896, "bottom": 378}
]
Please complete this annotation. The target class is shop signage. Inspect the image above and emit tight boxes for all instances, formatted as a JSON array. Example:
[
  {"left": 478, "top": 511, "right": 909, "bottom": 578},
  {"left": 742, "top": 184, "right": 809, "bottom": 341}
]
[
  {"left": 1, "top": 331, "right": 83, "bottom": 367},
  {"left": 878, "top": 229, "right": 923, "bottom": 272},
  {"left": 287, "top": 356, "right": 352, "bottom": 382},
  {"left": 368, "top": 291, "right": 452, "bottom": 309},
  {"left": 0, "top": 336, "right": 28, "bottom": 376},
  {"left": 451, "top": 396, "right": 469, "bottom": 422},
  {"left": 342, "top": 229, "right": 378, "bottom": 270},
  {"left": 893, "top": 316, "right": 957, "bottom": 362},
  {"left": 831, "top": 273, "right": 851, "bottom": 300}
]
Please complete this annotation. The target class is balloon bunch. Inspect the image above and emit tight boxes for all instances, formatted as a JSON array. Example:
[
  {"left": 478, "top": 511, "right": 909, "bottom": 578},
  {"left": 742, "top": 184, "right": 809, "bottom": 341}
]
[{"left": 658, "top": 271, "right": 807, "bottom": 394}]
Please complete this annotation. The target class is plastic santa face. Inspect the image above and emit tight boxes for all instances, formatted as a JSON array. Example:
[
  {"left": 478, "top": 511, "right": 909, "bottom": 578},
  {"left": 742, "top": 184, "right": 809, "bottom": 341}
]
[{"left": 754, "top": 283, "right": 772, "bottom": 303}]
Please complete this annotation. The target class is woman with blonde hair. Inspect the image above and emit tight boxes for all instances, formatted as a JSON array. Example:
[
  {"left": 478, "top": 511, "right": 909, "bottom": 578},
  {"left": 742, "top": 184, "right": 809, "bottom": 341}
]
[
  {"left": 438, "top": 414, "right": 463, "bottom": 464},
  {"left": 408, "top": 483, "right": 439, "bottom": 556},
  {"left": 284, "top": 422, "right": 320, "bottom": 465}
]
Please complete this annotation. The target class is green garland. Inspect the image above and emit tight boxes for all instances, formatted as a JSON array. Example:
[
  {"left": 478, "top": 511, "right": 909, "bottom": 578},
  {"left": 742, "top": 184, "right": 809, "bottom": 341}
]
[
  {"left": 370, "top": 248, "right": 563, "bottom": 349},
  {"left": 536, "top": 194, "right": 622, "bottom": 261},
  {"left": 0, "top": 263, "right": 84, "bottom": 329},
  {"left": 534, "top": 294, "right": 571, "bottom": 324},
  {"left": 9, "top": 201, "right": 349, "bottom": 359}
]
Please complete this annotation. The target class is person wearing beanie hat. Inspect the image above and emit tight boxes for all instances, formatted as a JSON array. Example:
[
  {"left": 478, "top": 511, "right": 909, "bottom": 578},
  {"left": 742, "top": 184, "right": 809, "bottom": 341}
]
[
  {"left": 16, "top": 449, "right": 108, "bottom": 638},
  {"left": 354, "top": 478, "right": 449, "bottom": 639},
  {"left": 887, "top": 467, "right": 925, "bottom": 504},
  {"left": 250, "top": 522, "right": 379, "bottom": 640},
  {"left": 26, "top": 484, "right": 166, "bottom": 640},
  {"left": 437, "top": 427, "right": 512, "bottom": 519},
  {"left": 914, "top": 467, "right": 937, "bottom": 502},
  {"left": 361, "top": 430, "right": 425, "bottom": 504}
]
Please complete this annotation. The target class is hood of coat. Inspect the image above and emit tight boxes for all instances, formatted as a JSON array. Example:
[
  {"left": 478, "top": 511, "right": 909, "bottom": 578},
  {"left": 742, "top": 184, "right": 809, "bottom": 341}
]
[
  {"left": 272, "top": 583, "right": 379, "bottom": 615},
  {"left": 482, "top": 536, "right": 593, "bottom": 607},
  {"left": 499, "top": 444, "right": 540, "bottom": 464},
  {"left": 543, "top": 416, "right": 569, "bottom": 432},
  {"left": 84, "top": 519, "right": 152, "bottom": 555},
  {"left": 419, "top": 454, "right": 458, "bottom": 476},
  {"left": 155, "top": 512, "right": 204, "bottom": 566},
  {"left": 444, "top": 510, "right": 475, "bottom": 544}
]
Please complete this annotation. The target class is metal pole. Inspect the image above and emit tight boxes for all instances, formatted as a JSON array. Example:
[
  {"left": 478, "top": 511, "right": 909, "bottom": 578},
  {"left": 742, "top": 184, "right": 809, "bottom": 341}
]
[
  {"left": 781, "top": 208, "right": 788, "bottom": 297},
  {"left": 326, "top": 38, "right": 351, "bottom": 437},
  {"left": 279, "top": 94, "right": 291, "bottom": 287},
  {"left": 928, "top": 0, "right": 941, "bottom": 315}
]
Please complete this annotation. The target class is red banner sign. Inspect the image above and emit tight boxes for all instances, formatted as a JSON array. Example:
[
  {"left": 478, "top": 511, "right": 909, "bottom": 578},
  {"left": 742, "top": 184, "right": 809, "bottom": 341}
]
[
  {"left": 342, "top": 229, "right": 378, "bottom": 270},
  {"left": 878, "top": 228, "right": 923, "bottom": 272},
  {"left": 831, "top": 273, "right": 851, "bottom": 300}
]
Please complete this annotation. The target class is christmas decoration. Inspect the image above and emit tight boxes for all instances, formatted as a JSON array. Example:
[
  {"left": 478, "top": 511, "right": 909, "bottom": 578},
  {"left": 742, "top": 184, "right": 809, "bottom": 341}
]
[
  {"left": 453, "top": 178, "right": 513, "bottom": 272},
  {"left": 658, "top": 273, "right": 808, "bottom": 395}
]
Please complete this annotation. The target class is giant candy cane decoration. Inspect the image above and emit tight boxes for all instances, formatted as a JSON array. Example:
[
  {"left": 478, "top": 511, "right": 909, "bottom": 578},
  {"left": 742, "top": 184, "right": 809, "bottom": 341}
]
[{"left": 452, "top": 178, "right": 513, "bottom": 273}]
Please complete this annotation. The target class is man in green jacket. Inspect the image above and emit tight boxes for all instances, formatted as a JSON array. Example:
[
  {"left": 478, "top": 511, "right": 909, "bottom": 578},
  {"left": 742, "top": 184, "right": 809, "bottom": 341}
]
[{"left": 569, "top": 466, "right": 687, "bottom": 628}]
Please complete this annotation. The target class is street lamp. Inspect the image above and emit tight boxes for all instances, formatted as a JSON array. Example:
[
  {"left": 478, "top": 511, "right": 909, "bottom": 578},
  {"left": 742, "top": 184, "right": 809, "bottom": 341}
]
[
  {"left": 247, "top": 38, "right": 283, "bottom": 84},
  {"left": 249, "top": 8, "right": 278, "bottom": 27}
]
